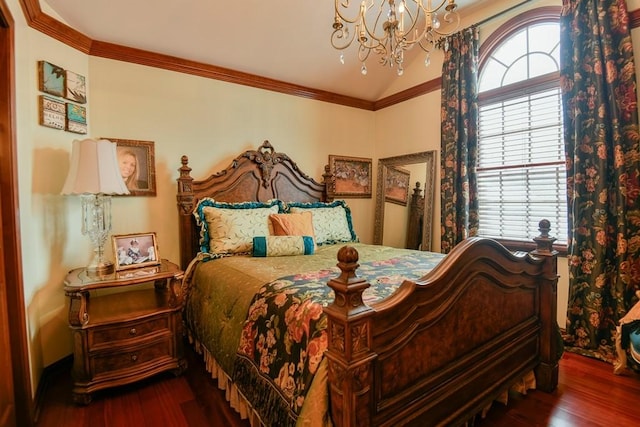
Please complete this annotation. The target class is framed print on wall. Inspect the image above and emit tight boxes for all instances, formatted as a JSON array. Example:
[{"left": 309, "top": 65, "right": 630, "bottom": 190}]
[
  {"left": 38, "top": 96, "right": 65, "bottom": 130},
  {"left": 112, "top": 232, "right": 160, "bottom": 271},
  {"left": 65, "top": 103, "right": 87, "bottom": 134},
  {"left": 385, "top": 166, "right": 410, "bottom": 206},
  {"left": 328, "top": 155, "right": 372, "bottom": 198},
  {"left": 38, "top": 60, "right": 65, "bottom": 97},
  {"left": 105, "top": 138, "right": 157, "bottom": 196},
  {"left": 65, "top": 69, "right": 87, "bottom": 104}
]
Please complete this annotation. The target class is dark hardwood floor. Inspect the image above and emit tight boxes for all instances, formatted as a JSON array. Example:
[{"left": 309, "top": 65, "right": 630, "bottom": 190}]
[{"left": 35, "top": 343, "right": 640, "bottom": 427}]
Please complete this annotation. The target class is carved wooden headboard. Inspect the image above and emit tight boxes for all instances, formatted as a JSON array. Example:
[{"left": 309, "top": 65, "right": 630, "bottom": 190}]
[{"left": 176, "top": 141, "right": 334, "bottom": 268}]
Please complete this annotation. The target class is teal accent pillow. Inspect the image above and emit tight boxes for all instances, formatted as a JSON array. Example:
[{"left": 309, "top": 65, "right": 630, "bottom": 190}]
[
  {"left": 285, "top": 200, "right": 358, "bottom": 245},
  {"left": 252, "top": 236, "right": 315, "bottom": 257},
  {"left": 630, "top": 322, "right": 640, "bottom": 364},
  {"left": 193, "top": 198, "right": 285, "bottom": 256}
]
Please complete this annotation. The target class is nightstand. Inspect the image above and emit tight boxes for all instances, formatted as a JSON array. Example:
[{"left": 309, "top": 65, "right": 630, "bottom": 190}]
[{"left": 64, "top": 259, "right": 187, "bottom": 404}]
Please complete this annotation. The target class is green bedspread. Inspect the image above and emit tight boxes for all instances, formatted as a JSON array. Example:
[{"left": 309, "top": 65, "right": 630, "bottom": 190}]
[{"left": 184, "top": 243, "right": 444, "bottom": 426}]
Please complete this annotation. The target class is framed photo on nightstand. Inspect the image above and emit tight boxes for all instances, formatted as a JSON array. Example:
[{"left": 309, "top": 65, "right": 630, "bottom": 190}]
[{"left": 112, "top": 232, "right": 160, "bottom": 271}]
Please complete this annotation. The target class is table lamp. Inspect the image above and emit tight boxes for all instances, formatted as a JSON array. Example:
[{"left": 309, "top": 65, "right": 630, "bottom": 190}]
[{"left": 61, "top": 138, "right": 130, "bottom": 274}]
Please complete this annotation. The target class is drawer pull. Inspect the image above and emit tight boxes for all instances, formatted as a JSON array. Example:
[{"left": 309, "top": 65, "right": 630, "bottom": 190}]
[
  {"left": 131, "top": 354, "right": 138, "bottom": 362},
  {"left": 129, "top": 328, "right": 137, "bottom": 335}
]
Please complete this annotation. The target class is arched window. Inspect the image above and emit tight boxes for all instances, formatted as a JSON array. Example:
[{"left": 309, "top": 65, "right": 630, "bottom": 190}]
[{"left": 477, "top": 7, "right": 567, "bottom": 247}]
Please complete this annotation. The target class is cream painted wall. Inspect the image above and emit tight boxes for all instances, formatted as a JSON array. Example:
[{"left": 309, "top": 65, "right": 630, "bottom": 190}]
[
  {"left": 89, "top": 58, "right": 378, "bottom": 263},
  {"left": 9, "top": 0, "right": 92, "bottom": 392}
]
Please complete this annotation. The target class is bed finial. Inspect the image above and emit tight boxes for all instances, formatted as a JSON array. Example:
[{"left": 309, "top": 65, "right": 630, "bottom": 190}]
[
  {"left": 326, "top": 246, "right": 371, "bottom": 316},
  {"left": 533, "top": 219, "right": 557, "bottom": 255}
]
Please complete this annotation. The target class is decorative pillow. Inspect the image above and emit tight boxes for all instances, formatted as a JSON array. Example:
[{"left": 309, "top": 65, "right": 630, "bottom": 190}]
[
  {"left": 252, "top": 236, "right": 315, "bottom": 257},
  {"left": 286, "top": 200, "right": 358, "bottom": 245},
  {"left": 269, "top": 211, "right": 316, "bottom": 239},
  {"left": 193, "top": 198, "right": 284, "bottom": 256}
]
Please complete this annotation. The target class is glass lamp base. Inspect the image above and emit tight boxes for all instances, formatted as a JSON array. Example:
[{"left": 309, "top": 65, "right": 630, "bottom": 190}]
[{"left": 86, "top": 260, "right": 114, "bottom": 275}]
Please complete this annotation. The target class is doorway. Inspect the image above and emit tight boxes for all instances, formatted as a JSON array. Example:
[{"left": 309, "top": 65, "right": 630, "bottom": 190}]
[{"left": 0, "top": 1, "right": 34, "bottom": 426}]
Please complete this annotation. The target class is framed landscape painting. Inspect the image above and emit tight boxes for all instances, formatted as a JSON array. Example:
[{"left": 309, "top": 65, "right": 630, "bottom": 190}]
[{"left": 328, "top": 155, "right": 372, "bottom": 198}]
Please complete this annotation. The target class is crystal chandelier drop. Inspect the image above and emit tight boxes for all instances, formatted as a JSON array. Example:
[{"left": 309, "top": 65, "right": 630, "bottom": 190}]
[{"left": 331, "top": 0, "right": 460, "bottom": 75}]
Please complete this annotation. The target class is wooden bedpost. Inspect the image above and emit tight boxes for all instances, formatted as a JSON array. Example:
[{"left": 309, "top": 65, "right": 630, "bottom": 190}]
[
  {"left": 531, "top": 219, "right": 560, "bottom": 392},
  {"left": 323, "top": 164, "right": 335, "bottom": 202},
  {"left": 406, "top": 182, "right": 424, "bottom": 250},
  {"left": 324, "top": 246, "right": 376, "bottom": 427},
  {"left": 176, "top": 155, "right": 196, "bottom": 270}
]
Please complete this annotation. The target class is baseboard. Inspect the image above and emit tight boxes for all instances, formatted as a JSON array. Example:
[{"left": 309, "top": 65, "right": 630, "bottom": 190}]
[{"left": 33, "top": 354, "right": 73, "bottom": 423}]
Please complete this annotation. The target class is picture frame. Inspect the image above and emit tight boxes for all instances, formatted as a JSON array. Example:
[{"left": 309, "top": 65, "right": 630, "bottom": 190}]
[
  {"left": 105, "top": 138, "right": 157, "bottom": 196},
  {"left": 65, "top": 103, "right": 87, "bottom": 134},
  {"left": 328, "top": 155, "right": 372, "bottom": 198},
  {"left": 65, "top": 69, "right": 87, "bottom": 104},
  {"left": 112, "top": 232, "right": 160, "bottom": 271},
  {"left": 38, "top": 95, "right": 65, "bottom": 130},
  {"left": 385, "top": 165, "right": 411, "bottom": 206},
  {"left": 38, "top": 60, "right": 65, "bottom": 97}
]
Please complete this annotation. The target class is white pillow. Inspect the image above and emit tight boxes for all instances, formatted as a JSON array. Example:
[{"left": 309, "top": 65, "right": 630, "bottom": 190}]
[{"left": 286, "top": 200, "right": 357, "bottom": 245}]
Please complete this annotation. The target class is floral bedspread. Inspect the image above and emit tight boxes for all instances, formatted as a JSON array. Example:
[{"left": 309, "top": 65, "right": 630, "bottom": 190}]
[{"left": 232, "top": 251, "right": 443, "bottom": 427}]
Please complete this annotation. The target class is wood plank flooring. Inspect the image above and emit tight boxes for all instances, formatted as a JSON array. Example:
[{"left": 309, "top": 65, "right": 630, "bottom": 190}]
[{"left": 35, "top": 344, "right": 640, "bottom": 427}]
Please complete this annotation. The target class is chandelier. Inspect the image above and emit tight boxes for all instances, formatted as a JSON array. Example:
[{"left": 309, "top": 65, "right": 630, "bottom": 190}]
[{"left": 331, "top": 0, "right": 460, "bottom": 75}]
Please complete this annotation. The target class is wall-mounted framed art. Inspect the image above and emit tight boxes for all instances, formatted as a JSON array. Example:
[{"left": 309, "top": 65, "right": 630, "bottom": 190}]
[
  {"left": 328, "top": 154, "right": 372, "bottom": 198},
  {"left": 65, "top": 103, "right": 87, "bottom": 134},
  {"left": 65, "top": 70, "right": 87, "bottom": 104},
  {"left": 38, "top": 95, "right": 65, "bottom": 130},
  {"left": 38, "top": 60, "right": 65, "bottom": 97},
  {"left": 105, "top": 138, "right": 157, "bottom": 196}
]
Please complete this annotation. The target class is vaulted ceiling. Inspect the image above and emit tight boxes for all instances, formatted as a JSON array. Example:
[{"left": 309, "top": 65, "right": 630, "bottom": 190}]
[{"left": 40, "top": 0, "right": 497, "bottom": 105}]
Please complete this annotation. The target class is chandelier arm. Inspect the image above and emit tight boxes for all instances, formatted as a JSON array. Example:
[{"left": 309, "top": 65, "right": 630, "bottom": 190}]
[
  {"left": 423, "top": 0, "right": 450, "bottom": 12},
  {"left": 331, "top": 0, "right": 460, "bottom": 71},
  {"left": 429, "top": 12, "right": 461, "bottom": 37}
]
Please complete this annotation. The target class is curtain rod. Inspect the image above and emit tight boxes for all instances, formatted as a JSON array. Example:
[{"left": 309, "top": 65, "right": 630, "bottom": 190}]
[{"left": 475, "top": 0, "right": 534, "bottom": 27}]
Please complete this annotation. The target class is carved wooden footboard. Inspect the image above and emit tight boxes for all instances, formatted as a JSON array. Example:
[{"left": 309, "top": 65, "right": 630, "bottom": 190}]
[{"left": 324, "top": 221, "right": 559, "bottom": 427}]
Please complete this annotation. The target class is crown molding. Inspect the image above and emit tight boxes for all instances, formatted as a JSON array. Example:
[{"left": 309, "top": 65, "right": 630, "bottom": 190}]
[
  {"left": 19, "top": 0, "right": 376, "bottom": 110},
  {"left": 19, "top": 1, "right": 640, "bottom": 112}
]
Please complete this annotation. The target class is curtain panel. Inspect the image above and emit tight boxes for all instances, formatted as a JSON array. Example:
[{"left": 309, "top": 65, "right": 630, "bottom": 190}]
[
  {"left": 560, "top": 0, "right": 640, "bottom": 363},
  {"left": 440, "top": 26, "right": 480, "bottom": 254}
]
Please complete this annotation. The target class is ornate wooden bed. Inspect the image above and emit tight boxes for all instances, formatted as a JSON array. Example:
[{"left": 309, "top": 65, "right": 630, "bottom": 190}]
[{"left": 176, "top": 140, "right": 560, "bottom": 427}]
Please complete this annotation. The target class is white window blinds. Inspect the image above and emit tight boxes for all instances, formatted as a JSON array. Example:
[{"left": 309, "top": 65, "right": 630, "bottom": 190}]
[{"left": 477, "top": 87, "right": 568, "bottom": 244}]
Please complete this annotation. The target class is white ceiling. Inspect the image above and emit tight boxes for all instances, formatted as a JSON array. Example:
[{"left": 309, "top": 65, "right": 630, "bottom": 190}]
[{"left": 43, "top": 0, "right": 492, "bottom": 102}]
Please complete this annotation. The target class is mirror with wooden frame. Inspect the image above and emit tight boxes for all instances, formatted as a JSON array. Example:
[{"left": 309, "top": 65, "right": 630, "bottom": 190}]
[{"left": 373, "top": 151, "right": 437, "bottom": 251}]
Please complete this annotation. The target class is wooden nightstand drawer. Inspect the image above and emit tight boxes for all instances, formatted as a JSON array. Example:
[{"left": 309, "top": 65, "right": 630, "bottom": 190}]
[
  {"left": 65, "top": 259, "right": 186, "bottom": 404},
  {"left": 89, "top": 315, "right": 170, "bottom": 347},
  {"left": 91, "top": 336, "right": 173, "bottom": 376}
]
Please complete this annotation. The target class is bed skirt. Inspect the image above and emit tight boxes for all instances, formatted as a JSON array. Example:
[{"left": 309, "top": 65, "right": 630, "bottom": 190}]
[{"left": 188, "top": 332, "right": 536, "bottom": 426}]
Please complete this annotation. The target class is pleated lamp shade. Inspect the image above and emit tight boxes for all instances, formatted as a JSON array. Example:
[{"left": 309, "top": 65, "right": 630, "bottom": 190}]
[{"left": 61, "top": 138, "right": 130, "bottom": 195}]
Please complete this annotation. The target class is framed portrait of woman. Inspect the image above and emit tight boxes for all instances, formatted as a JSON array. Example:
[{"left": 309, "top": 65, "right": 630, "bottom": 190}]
[{"left": 104, "top": 137, "right": 157, "bottom": 196}]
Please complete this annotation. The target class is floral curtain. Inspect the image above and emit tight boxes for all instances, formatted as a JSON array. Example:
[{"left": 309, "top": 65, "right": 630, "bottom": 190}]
[
  {"left": 560, "top": 0, "right": 640, "bottom": 363},
  {"left": 440, "top": 26, "right": 480, "bottom": 254}
]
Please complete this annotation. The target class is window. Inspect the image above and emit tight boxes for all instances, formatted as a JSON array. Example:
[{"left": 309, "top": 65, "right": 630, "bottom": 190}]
[{"left": 477, "top": 12, "right": 567, "bottom": 247}]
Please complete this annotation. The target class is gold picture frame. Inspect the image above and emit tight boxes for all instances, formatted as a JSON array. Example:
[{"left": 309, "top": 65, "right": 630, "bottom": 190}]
[
  {"left": 328, "top": 155, "right": 372, "bottom": 198},
  {"left": 112, "top": 232, "right": 160, "bottom": 271},
  {"left": 104, "top": 138, "right": 157, "bottom": 196}
]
